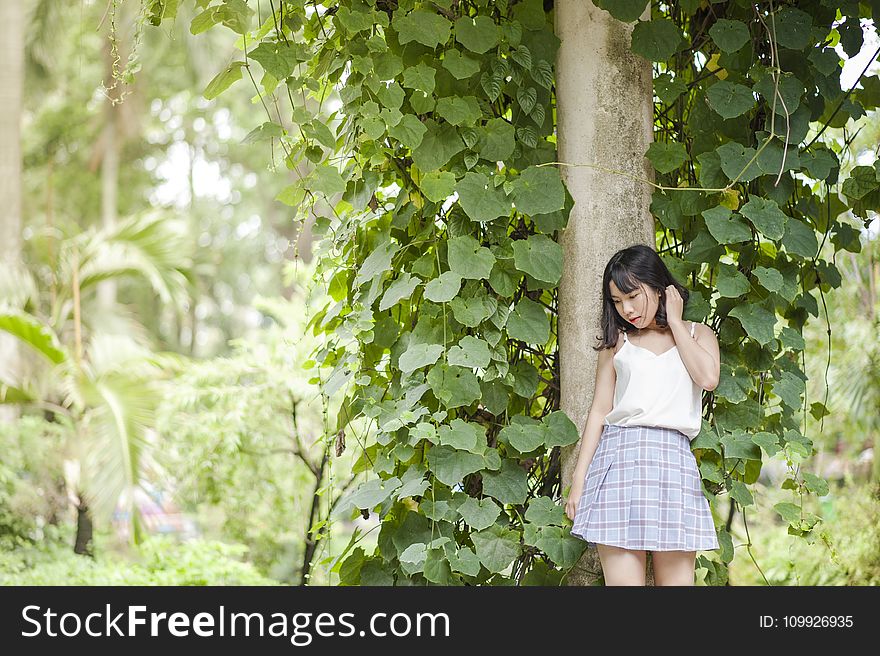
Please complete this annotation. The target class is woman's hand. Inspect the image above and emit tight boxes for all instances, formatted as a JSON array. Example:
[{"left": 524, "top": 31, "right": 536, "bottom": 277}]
[
  {"left": 664, "top": 284, "right": 684, "bottom": 326},
  {"left": 565, "top": 484, "right": 582, "bottom": 521}
]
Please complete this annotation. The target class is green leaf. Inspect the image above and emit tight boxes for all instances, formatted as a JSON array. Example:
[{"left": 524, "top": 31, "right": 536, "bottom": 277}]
[
  {"left": 841, "top": 166, "right": 879, "bottom": 200},
  {"left": 203, "top": 61, "right": 246, "bottom": 100},
  {"left": 447, "top": 545, "right": 481, "bottom": 576},
  {"left": 438, "top": 418, "right": 485, "bottom": 453},
  {"left": 751, "top": 432, "right": 781, "bottom": 457},
  {"left": 412, "top": 120, "right": 466, "bottom": 172},
  {"left": 436, "top": 95, "right": 482, "bottom": 126},
  {"left": 471, "top": 523, "right": 521, "bottom": 573},
  {"left": 426, "top": 444, "right": 485, "bottom": 486},
  {"left": 402, "top": 62, "right": 436, "bottom": 95},
  {"left": 542, "top": 411, "right": 580, "bottom": 448},
  {"left": 481, "top": 459, "right": 529, "bottom": 505},
  {"left": 525, "top": 496, "right": 567, "bottom": 526},
  {"left": 800, "top": 147, "right": 837, "bottom": 181},
  {"left": 479, "top": 117, "right": 516, "bottom": 162},
  {"left": 447, "top": 235, "right": 496, "bottom": 280},
  {"left": 728, "top": 303, "right": 776, "bottom": 345},
  {"left": 449, "top": 291, "right": 496, "bottom": 327},
  {"left": 728, "top": 479, "right": 754, "bottom": 507},
  {"left": 399, "top": 342, "right": 444, "bottom": 374},
  {"left": 394, "top": 9, "right": 451, "bottom": 48},
  {"left": 354, "top": 236, "right": 396, "bottom": 286},
  {"left": 448, "top": 335, "right": 491, "bottom": 369},
  {"left": 442, "top": 49, "right": 481, "bottom": 79},
  {"left": 716, "top": 263, "right": 751, "bottom": 298},
  {"left": 511, "top": 234, "right": 563, "bottom": 285},
  {"left": 708, "top": 19, "right": 750, "bottom": 53},
  {"left": 389, "top": 114, "right": 428, "bottom": 150},
  {"left": 510, "top": 166, "right": 566, "bottom": 216},
  {"left": 418, "top": 170, "right": 456, "bottom": 202},
  {"left": 739, "top": 197, "right": 787, "bottom": 240},
  {"left": 536, "top": 527, "right": 585, "bottom": 569},
  {"left": 702, "top": 206, "right": 752, "bottom": 244},
  {"left": 752, "top": 266, "right": 783, "bottom": 292},
  {"left": 630, "top": 19, "right": 684, "bottom": 62},
  {"left": 499, "top": 419, "right": 544, "bottom": 453},
  {"left": 248, "top": 41, "right": 301, "bottom": 80},
  {"left": 771, "top": 371, "right": 805, "bottom": 409},
  {"left": 309, "top": 164, "right": 347, "bottom": 197},
  {"left": 335, "top": 477, "right": 401, "bottom": 517},
  {"left": 781, "top": 217, "right": 818, "bottom": 259},
  {"left": 0, "top": 313, "right": 66, "bottom": 364},
  {"left": 423, "top": 271, "right": 462, "bottom": 303},
  {"left": 507, "top": 298, "right": 550, "bottom": 344},
  {"left": 458, "top": 497, "right": 501, "bottom": 531},
  {"left": 454, "top": 15, "right": 500, "bottom": 54},
  {"left": 456, "top": 172, "right": 511, "bottom": 223},
  {"left": 654, "top": 73, "right": 688, "bottom": 105},
  {"left": 716, "top": 141, "right": 761, "bottom": 182},
  {"left": 773, "top": 502, "right": 801, "bottom": 524},
  {"left": 379, "top": 273, "right": 420, "bottom": 311},
  {"left": 645, "top": 141, "right": 687, "bottom": 173},
  {"left": 706, "top": 81, "right": 756, "bottom": 119},
  {"left": 592, "top": 0, "right": 649, "bottom": 23},
  {"left": 241, "top": 121, "right": 285, "bottom": 144},
  {"left": 752, "top": 73, "right": 804, "bottom": 117},
  {"left": 773, "top": 7, "right": 812, "bottom": 50},
  {"left": 426, "top": 362, "right": 482, "bottom": 408},
  {"left": 802, "top": 472, "right": 829, "bottom": 497}
]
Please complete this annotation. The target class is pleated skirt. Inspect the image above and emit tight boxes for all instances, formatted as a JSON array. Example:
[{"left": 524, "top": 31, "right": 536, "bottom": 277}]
[{"left": 570, "top": 423, "right": 720, "bottom": 552}]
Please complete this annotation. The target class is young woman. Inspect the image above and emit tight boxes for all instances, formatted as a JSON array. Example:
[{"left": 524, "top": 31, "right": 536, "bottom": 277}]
[{"left": 565, "top": 244, "right": 721, "bottom": 585}]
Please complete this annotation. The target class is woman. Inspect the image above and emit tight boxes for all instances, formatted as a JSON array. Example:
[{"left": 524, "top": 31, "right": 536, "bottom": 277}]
[{"left": 565, "top": 244, "right": 721, "bottom": 585}]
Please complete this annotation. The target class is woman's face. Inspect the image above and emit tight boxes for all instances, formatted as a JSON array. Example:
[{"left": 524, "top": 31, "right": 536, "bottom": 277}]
[{"left": 609, "top": 279, "right": 660, "bottom": 329}]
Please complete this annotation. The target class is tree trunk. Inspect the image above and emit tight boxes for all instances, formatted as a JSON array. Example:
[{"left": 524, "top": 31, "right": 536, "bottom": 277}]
[
  {"left": 556, "top": 1, "right": 656, "bottom": 585},
  {"left": 74, "top": 493, "right": 94, "bottom": 557},
  {"left": 0, "top": 0, "right": 25, "bottom": 423}
]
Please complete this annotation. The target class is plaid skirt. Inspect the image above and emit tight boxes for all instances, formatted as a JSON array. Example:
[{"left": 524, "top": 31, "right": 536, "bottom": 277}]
[{"left": 570, "top": 423, "right": 720, "bottom": 552}]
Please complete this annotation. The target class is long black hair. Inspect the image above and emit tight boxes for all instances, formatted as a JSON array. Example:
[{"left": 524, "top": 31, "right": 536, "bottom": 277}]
[{"left": 593, "top": 244, "right": 690, "bottom": 351}]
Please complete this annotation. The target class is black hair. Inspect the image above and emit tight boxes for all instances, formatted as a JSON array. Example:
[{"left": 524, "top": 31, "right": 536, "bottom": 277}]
[{"left": 593, "top": 244, "right": 690, "bottom": 351}]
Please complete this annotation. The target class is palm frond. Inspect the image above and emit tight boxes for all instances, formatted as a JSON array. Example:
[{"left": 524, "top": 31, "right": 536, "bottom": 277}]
[{"left": 59, "top": 211, "right": 194, "bottom": 310}]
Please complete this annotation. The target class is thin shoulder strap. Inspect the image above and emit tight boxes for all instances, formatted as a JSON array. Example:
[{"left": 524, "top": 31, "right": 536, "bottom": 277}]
[{"left": 690, "top": 321, "right": 696, "bottom": 337}]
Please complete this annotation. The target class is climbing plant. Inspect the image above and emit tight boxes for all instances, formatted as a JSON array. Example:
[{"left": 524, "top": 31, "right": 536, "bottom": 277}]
[{"left": 146, "top": 0, "right": 880, "bottom": 585}]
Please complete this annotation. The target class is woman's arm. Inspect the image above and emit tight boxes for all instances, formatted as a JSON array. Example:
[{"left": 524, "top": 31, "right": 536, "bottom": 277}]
[
  {"left": 669, "top": 319, "right": 720, "bottom": 391},
  {"left": 564, "top": 341, "right": 617, "bottom": 520}
]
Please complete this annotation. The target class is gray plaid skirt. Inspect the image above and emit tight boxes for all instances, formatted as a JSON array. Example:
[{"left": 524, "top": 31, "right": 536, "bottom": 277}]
[{"left": 570, "top": 423, "right": 720, "bottom": 552}]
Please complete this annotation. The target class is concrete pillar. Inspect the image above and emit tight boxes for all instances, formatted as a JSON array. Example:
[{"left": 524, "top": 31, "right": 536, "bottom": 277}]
[{"left": 555, "top": 1, "right": 655, "bottom": 584}]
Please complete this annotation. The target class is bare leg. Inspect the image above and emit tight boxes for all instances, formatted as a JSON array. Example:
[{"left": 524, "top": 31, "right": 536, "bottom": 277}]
[
  {"left": 596, "top": 544, "right": 646, "bottom": 585},
  {"left": 652, "top": 550, "right": 696, "bottom": 586}
]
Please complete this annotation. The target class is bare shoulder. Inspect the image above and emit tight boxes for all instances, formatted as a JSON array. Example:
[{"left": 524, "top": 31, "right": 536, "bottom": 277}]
[{"left": 691, "top": 321, "right": 719, "bottom": 347}]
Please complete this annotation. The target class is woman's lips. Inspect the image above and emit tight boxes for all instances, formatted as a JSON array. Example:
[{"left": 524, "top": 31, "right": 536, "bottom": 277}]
[{"left": 629, "top": 316, "right": 640, "bottom": 323}]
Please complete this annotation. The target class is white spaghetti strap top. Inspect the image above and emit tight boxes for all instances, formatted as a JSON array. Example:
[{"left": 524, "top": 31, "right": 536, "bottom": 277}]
[{"left": 603, "top": 320, "right": 703, "bottom": 440}]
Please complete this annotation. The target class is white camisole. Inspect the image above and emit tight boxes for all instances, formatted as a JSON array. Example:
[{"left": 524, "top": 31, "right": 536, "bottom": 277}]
[{"left": 603, "top": 320, "right": 703, "bottom": 440}]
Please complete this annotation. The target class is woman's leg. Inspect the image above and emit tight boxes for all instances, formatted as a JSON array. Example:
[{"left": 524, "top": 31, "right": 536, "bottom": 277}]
[
  {"left": 596, "top": 544, "right": 646, "bottom": 585},
  {"left": 651, "top": 550, "right": 696, "bottom": 586}
]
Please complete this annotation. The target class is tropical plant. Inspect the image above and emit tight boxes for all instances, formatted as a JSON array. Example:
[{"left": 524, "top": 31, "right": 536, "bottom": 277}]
[{"left": 0, "top": 211, "right": 192, "bottom": 553}]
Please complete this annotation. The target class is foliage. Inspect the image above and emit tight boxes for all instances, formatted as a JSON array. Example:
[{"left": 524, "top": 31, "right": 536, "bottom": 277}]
[
  {"left": 149, "top": 0, "right": 880, "bottom": 586},
  {"left": 729, "top": 481, "right": 880, "bottom": 585},
  {"left": 0, "top": 416, "right": 69, "bottom": 543},
  {"left": 155, "top": 291, "right": 346, "bottom": 583},
  {"left": 0, "top": 213, "right": 193, "bottom": 546},
  {"left": 0, "top": 532, "right": 278, "bottom": 585}
]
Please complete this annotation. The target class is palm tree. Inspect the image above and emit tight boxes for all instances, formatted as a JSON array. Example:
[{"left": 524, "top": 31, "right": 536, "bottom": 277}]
[{"left": 0, "top": 212, "right": 192, "bottom": 553}]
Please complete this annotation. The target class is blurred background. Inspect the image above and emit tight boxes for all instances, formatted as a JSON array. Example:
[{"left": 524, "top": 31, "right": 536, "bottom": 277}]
[{"left": 0, "top": 0, "right": 878, "bottom": 585}]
